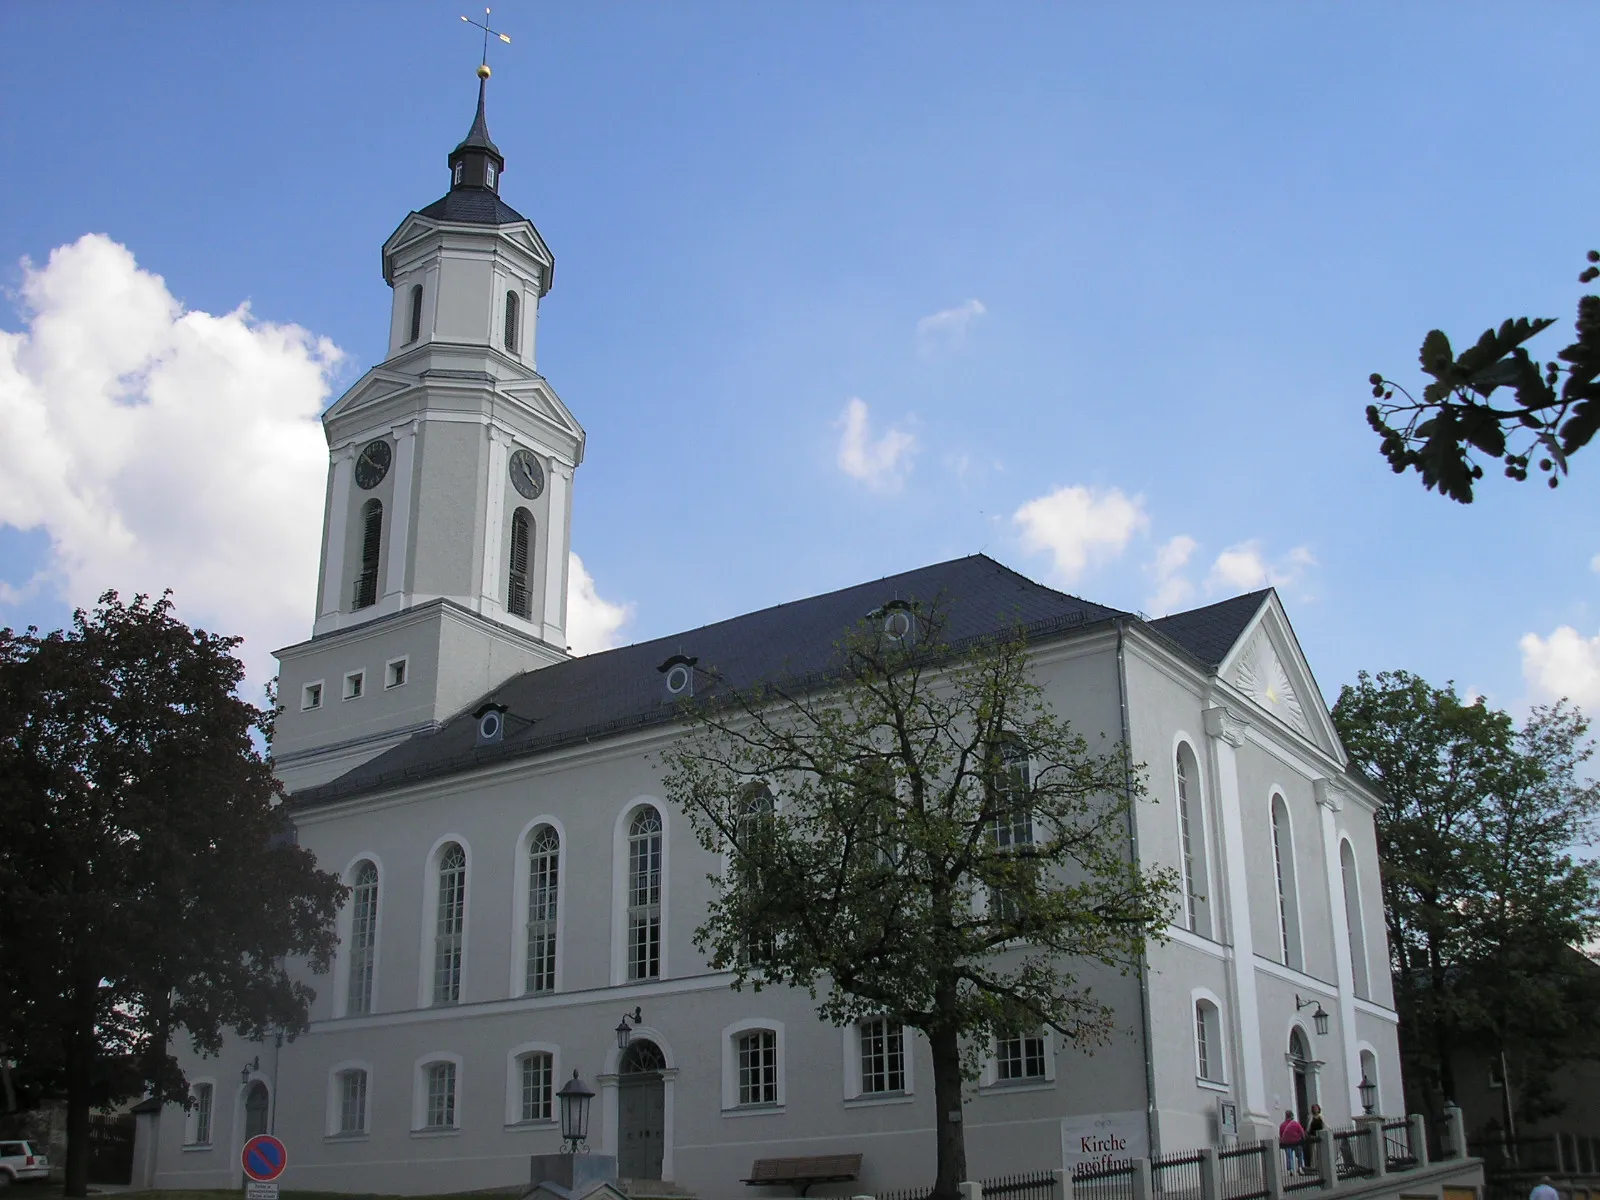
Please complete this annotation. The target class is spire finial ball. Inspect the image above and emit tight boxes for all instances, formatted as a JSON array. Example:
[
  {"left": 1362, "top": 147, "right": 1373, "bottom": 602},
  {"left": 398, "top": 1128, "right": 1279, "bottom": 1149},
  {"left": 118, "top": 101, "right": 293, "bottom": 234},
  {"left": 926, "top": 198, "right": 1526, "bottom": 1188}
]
[{"left": 477, "top": 63, "right": 491, "bottom": 80}]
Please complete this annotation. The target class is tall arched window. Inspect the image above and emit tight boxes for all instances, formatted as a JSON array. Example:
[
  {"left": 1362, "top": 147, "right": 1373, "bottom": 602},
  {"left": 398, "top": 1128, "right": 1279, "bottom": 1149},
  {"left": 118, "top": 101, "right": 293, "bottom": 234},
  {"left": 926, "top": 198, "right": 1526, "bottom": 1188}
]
[
  {"left": 433, "top": 843, "right": 466, "bottom": 1005},
  {"left": 507, "top": 507, "right": 533, "bottom": 619},
  {"left": 1341, "top": 840, "right": 1370, "bottom": 999},
  {"left": 346, "top": 861, "right": 379, "bottom": 1015},
  {"left": 1194, "top": 999, "right": 1223, "bottom": 1082},
  {"left": 526, "top": 826, "right": 559, "bottom": 994},
  {"left": 1176, "top": 743, "right": 1211, "bottom": 937},
  {"left": 988, "top": 738, "right": 1033, "bottom": 924},
  {"left": 504, "top": 289, "right": 520, "bottom": 353},
  {"left": 733, "top": 785, "right": 776, "bottom": 963},
  {"left": 627, "top": 807, "right": 663, "bottom": 980},
  {"left": 353, "top": 499, "right": 382, "bottom": 610},
  {"left": 1271, "top": 794, "right": 1302, "bottom": 970},
  {"left": 408, "top": 284, "right": 423, "bottom": 343}
]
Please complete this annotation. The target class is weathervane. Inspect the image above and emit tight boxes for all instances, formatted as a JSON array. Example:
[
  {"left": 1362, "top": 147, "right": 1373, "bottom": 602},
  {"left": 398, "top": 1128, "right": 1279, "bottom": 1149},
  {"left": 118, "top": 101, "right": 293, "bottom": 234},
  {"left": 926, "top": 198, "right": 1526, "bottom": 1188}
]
[{"left": 461, "top": 7, "right": 511, "bottom": 74}]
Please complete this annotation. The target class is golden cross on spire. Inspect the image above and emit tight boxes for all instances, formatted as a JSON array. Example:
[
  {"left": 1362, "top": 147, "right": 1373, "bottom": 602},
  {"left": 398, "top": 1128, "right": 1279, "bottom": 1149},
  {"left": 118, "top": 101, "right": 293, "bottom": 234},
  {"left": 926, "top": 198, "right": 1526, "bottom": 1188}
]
[{"left": 461, "top": 7, "right": 511, "bottom": 73}]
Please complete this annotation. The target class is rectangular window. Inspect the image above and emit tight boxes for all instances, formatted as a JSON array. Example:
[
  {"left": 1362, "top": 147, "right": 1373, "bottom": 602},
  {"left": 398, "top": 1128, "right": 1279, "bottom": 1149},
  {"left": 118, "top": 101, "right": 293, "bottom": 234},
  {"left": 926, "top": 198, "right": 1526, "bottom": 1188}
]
[
  {"left": 343, "top": 671, "right": 364, "bottom": 701},
  {"left": 339, "top": 1069, "right": 367, "bottom": 1133},
  {"left": 433, "top": 845, "right": 466, "bottom": 1005},
  {"left": 302, "top": 682, "right": 323, "bottom": 710},
  {"left": 191, "top": 1083, "right": 213, "bottom": 1145},
  {"left": 347, "top": 864, "right": 379, "bottom": 1016},
  {"left": 385, "top": 657, "right": 407, "bottom": 689},
  {"left": 737, "top": 1030, "right": 778, "bottom": 1106},
  {"left": 425, "top": 1061, "right": 456, "bottom": 1129},
  {"left": 996, "top": 1033, "right": 1047, "bottom": 1081},
  {"left": 860, "top": 1019, "right": 905, "bottom": 1094},
  {"left": 520, "top": 1053, "right": 552, "bottom": 1122}
]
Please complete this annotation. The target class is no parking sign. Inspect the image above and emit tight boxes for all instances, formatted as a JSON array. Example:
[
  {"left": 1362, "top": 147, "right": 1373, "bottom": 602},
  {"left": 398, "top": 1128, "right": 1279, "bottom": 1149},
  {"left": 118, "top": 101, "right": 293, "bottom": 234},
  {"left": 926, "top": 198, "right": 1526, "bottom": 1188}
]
[{"left": 242, "top": 1134, "right": 287, "bottom": 1193}]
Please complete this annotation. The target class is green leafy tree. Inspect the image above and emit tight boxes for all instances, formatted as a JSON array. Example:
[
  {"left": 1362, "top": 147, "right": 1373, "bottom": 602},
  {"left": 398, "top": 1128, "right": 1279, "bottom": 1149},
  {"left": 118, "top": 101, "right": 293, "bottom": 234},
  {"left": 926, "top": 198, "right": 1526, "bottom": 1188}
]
[
  {"left": 0, "top": 592, "right": 346, "bottom": 1197},
  {"left": 661, "top": 610, "right": 1176, "bottom": 1200},
  {"left": 1332, "top": 671, "right": 1600, "bottom": 1130},
  {"left": 1366, "top": 249, "right": 1600, "bottom": 502}
]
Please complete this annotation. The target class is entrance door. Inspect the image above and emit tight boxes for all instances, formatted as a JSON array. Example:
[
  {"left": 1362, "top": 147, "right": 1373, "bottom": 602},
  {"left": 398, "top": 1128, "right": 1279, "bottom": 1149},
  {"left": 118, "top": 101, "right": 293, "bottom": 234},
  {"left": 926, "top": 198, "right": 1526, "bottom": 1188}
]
[
  {"left": 243, "top": 1082, "right": 269, "bottom": 1138},
  {"left": 1289, "top": 1030, "right": 1311, "bottom": 1124},
  {"left": 618, "top": 1040, "right": 666, "bottom": 1181}
]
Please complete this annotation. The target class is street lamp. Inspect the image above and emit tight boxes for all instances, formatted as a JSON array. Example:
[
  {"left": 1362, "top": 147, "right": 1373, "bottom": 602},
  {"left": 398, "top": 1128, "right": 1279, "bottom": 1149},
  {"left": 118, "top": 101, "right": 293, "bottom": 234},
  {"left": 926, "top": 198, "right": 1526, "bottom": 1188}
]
[
  {"left": 240, "top": 1056, "right": 260, "bottom": 1086},
  {"left": 1358, "top": 1074, "right": 1377, "bottom": 1116},
  {"left": 1295, "top": 995, "right": 1331, "bottom": 1036},
  {"left": 615, "top": 1007, "right": 642, "bottom": 1051},
  {"left": 557, "top": 1070, "right": 594, "bottom": 1153}
]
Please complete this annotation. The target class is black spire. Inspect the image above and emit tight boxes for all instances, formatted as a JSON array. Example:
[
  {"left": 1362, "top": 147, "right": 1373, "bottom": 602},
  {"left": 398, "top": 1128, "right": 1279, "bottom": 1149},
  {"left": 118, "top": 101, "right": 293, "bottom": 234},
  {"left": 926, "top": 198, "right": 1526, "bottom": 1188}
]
[{"left": 448, "top": 66, "right": 505, "bottom": 194}]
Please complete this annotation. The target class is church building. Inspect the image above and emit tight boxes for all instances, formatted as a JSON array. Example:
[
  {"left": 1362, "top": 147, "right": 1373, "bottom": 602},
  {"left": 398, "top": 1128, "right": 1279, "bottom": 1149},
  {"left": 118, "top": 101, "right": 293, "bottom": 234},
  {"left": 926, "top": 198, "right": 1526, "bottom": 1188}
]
[{"left": 142, "top": 74, "right": 1402, "bottom": 1198}]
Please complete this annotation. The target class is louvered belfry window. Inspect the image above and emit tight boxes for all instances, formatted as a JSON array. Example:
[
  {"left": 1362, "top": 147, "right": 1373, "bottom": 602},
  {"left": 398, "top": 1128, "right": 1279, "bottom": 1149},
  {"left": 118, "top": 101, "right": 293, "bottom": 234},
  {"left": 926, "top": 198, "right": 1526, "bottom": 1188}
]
[
  {"left": 353, "top": 499, "right": 383, "bottom": 610},
  {"left": 408, "top": 284, "right": 423, "bottom": 343},
  {"left": 504, "top": 290, "right": 519, "bottom": 353},
  {"left": 507, "top": 508, "right": 533, "bottom": 618}
]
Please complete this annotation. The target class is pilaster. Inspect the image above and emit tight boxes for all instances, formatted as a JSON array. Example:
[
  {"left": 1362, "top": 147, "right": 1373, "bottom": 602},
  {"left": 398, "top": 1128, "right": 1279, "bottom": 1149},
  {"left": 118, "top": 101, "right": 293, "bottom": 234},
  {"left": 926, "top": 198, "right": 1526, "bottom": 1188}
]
[
  {"left": 384, "top": 420, "right": 419, "bottom": 600},
  {"left": 1315, "top": 777, "right": 1361, "bottom": 1120},
  {"left": 318, "top": 445, "right": 357, "bottom": 622},
  {"left": 542, "top": 461, "right": 573, "bottom": 647},
  {"left": 480, "top": 425, "right": 512, "bottom": 614}
]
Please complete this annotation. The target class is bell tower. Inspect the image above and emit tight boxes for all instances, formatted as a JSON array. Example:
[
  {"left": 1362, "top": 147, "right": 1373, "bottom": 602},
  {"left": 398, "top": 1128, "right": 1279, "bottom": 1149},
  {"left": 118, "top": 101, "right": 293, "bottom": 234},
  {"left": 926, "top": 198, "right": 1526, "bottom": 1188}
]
[{"left": 272, "top": 68, "right": 585, "bottom": 793}]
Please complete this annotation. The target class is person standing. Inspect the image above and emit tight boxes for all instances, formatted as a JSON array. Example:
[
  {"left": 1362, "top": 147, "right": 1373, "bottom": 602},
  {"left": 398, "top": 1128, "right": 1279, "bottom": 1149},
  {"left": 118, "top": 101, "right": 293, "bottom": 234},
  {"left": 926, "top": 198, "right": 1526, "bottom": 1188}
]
[
  {"left": 1531, "top": 1176, "right": 1560, "bottom": 1200},
  {"left": 1280, "top": 1110, "right": 1306, "bottom": 1174},
  {"left": 1305, "top": 1105, "right": 1326, "bottom": 1171}
]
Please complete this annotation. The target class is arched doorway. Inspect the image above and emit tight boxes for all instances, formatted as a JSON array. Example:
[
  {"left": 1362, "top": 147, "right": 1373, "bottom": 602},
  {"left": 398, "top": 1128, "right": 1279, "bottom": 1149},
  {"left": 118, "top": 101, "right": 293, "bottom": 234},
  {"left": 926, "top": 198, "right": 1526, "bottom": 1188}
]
[
  {"left": 243, "top": 1081, "right": 269, "bottom": 1138},
  {"left": 618, "top": 1040, "right": 665, "bottom": 1181},
  {"left": 1288, "top": 1029, "right": 1314, "bottom": 1124}
]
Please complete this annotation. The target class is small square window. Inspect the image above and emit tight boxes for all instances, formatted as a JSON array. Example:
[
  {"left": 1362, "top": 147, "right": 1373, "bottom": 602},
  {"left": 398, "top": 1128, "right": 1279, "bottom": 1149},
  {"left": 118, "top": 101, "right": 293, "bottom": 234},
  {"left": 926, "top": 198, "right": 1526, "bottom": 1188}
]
[
  {"left": 386, "top": 657, "right": 408, "bottom": 689},
  {"left": 343, "top": 671, "right": 365, "bottom": 701},
  {"left": 302, "top": 682, "right": 323, "bottom": 711},
  {"left": 486, "top": 162, "right": 497, "bottom": 187}
]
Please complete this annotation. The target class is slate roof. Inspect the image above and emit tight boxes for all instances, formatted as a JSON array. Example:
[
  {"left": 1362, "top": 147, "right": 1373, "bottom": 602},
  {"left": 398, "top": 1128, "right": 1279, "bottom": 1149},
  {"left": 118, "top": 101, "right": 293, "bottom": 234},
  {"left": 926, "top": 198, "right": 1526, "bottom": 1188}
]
[
  {"left": 416, "top": 188, "right": 530, "bottom": 227},
  {"left": 1148, "top": 589, "right": 1270, "bottom": 668},
  {"left": 292, "top": 554, "right": 1130, "bottom": 808}
]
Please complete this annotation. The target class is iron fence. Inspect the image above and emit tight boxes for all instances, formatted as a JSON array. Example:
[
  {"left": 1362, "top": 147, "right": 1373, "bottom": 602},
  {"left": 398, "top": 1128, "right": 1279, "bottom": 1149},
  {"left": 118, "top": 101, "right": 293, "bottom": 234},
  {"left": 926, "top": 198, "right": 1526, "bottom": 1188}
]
[
  {"left": 1150, "top": 1149, "right": 1204, "bottom": 1200},
  {"left": 1382, "top": 1120, "right": 1418, "bottom": 1171},
  {"left": 1072, "top": 1157, "right": 1135, "bottom": 1200},
  {"left": 984, "top": 1172, "right": 1056, "bottom": 1200},
  {"left": 1218, "top": 1141, "right": 1270, "bottom": 1200},
  {"left": 1332, "top": 1128, "right": 1375, "bottom": 1181},
  {"left": 875, "top": 1187, "right": 930, "bottom": 1200}
]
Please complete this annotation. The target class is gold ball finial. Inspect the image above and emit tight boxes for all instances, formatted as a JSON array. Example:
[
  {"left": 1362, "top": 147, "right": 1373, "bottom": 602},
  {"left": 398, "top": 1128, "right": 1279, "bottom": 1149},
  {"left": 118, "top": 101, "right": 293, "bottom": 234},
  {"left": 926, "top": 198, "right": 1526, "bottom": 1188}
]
[{"left": 477, "top": 63, "right": 491, "bottom": 80}]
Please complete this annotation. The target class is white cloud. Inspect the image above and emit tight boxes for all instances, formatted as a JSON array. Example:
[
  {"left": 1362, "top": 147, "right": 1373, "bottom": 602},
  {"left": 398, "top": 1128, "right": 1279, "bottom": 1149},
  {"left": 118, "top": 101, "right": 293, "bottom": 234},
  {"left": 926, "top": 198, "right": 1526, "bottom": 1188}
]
[
  {"left": 835, "top": 397, "right": 918, "bottom": 491},
  {"left": 1205, "top": 540, "right": 1316, "bottom": 594},
  {"left": 566, "top": 551, "right": 631, "bottom": 655},
  {"left": 0, "top": 234, "right": 632, "bottom": 695},
  {"left": 1590, "top": 553, "right": 1600, "bottom": 574},
  {"left": 1146, "top": 534, "right": 1198, "bottom": 614},
  {"left": 1012, "top": 484, "right": 1149, "bottom": 584},
  {"left": 1520, "top": 626, "right": 1600, "bottom": 710},
  {"left": 916, "top": 298, "right": 986, "bottom": 354}
]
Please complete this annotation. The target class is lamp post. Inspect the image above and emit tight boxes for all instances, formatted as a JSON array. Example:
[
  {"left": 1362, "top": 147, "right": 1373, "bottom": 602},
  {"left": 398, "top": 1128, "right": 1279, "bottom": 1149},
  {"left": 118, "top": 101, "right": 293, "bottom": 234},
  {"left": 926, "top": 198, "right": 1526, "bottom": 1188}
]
[
  {"left": 240, "top": 1056, "right": 259, "bottom": 1086},
  {"left": 557, "top": 1070, "right": 594, "bottom": 1154},
  {"left": 1358, "top": 1074, "right": 1377, "bottom": 1116},
  {"left": 615, "top": 1007, "right": 642, "bottom": 1051},
  {"left": 1295, "top": 995, "right": 1331, "bottom": 1036}
]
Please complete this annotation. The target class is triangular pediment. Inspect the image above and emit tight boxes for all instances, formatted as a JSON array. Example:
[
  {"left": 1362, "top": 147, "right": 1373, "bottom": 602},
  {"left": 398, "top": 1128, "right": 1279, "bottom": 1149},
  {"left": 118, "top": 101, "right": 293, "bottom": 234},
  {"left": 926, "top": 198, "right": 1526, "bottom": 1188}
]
[
  {"left": 322, "top": 369, "right": 417, "bottom": 424},
  {"left": 1216, "top": 594, "right": 1344, "bottom": 762},
  {"left": 504, "top": 378, "right": 584, "bottom": 451}
]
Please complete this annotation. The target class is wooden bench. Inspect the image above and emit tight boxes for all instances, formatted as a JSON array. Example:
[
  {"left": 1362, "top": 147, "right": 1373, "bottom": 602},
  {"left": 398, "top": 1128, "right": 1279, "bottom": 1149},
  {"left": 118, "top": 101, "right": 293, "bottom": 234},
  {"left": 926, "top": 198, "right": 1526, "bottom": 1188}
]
[{"left": 742, "top": 1154, "right": 863, "bottom": 1196}]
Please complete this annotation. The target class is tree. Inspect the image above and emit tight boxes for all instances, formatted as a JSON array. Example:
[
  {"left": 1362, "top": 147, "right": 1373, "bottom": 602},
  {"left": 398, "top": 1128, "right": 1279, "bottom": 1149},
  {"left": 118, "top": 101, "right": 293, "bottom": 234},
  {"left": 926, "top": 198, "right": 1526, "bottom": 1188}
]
[
  {"left": 0, "top": 592, "right": 346, "bottom": 1197},
  {"left": 1332, "top": 671, "right": 1600, "bottom": 1131},
  {"left": 1366, "top": 249, "right": 1600, "bottom": 502},
  {"left": 661, "top": 609, "right": 1176, "bottom": 1200}
]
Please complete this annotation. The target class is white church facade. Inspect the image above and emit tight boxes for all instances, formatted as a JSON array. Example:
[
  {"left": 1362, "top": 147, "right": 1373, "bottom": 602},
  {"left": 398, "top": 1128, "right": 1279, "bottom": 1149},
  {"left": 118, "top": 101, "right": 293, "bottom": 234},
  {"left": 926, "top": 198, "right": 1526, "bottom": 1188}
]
[{"left": 143, "top": 76, "right": 1402, "bottom": 1199}]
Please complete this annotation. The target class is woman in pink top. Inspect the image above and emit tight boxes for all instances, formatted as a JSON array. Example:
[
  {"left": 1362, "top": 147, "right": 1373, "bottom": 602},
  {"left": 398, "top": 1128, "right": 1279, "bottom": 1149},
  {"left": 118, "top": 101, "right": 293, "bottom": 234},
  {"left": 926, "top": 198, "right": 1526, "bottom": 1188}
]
[{"left": 1279, "top": 1111, "right": 1306, "bottom": 1174}]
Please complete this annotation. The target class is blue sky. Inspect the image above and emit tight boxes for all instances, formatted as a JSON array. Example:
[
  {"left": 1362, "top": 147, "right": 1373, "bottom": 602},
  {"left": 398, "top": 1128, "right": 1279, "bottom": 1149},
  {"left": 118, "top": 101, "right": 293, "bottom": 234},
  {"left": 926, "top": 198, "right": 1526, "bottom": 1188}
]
[{"left": 2, "top": 2, "right": 1597, "bottom": 723}]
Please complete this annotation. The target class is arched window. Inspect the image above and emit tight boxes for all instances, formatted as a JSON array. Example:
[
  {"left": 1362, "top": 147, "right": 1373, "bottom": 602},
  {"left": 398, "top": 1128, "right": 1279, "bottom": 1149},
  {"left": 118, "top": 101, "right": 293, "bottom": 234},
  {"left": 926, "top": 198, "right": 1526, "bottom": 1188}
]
[
  {"left": 433, "top": 843, "right": 466, "bottom": 1005},
  {"left": 1341, "top": 841, "right": 1370, "bottom": 999},
  {"left": 335, "top": 1068, "right": 368, "bottom": 1134},
  {"left": 452, "top": 161, "right": 463, "bottom": 186},
  {"left": 1289, "top": 1027, "right": 1316, "bottom": 1122},
  {"left": 1176, "top": 743, "right": 1211, "bottom": 937},
  {"left": 243, "top": 1081, "right": 269, "bottom": 1137},
  {"left": 507, "top": 507, "right": 533, "bottom": 619},
  {"left": 346, "top": 861, "right": 379, "bottom": 1015},
  {"left": 353, "top": 499, "right": 382, "bottom": 610},
  {"left": 422, "top": 1059, "right": 457, "bottom": 1129},
  {"left": 408, "top": 284, "right": 423, "bottom": 343},
  {"left": 988, "top": 738, "right": 1033, "bottom": 924},
  {"left": 518, "top": 1051, "right": 553, "bottom": 1121},
  {"left": 1358, "top": 1049, "right": 1379, "bottom": 1114},
  {"left": 1271, "top": 794, "right": 1302, "bottom": 970},
  {"left": 1194, "top": 999, "right": 1223, "bottom": 1082},
  {"left": 504, "top": 289, "right": 519, "bottom": 352},
  {"left": 525, "top": 826, "right": 559, "bottom": 994},
  {"left": 733, "top": 785, "right": 776, "bottom": 964},
  {"left": 627, "top": 807, "right": 663, "bottom": 980}
]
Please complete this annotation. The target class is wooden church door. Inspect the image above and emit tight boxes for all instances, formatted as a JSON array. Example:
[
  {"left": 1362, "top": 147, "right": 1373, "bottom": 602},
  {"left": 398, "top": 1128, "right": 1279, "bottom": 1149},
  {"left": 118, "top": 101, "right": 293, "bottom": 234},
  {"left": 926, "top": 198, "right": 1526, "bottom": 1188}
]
[{"left": 618, "top": 1040, "right": 665, "bottom": 1180}]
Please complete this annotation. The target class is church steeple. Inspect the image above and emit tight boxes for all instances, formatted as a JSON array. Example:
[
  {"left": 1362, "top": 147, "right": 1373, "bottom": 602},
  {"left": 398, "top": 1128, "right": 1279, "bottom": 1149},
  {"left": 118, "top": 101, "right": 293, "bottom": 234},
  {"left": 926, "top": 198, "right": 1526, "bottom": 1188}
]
[{"left": 448, "top": 66, "right": 505, "bottom": 194}]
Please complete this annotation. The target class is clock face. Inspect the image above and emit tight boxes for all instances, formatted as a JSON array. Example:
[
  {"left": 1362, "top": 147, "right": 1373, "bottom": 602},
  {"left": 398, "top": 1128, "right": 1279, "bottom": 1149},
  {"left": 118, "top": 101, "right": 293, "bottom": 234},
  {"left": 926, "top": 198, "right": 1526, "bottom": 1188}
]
[
  {"left": 354, "top": 439, "right": 392, "bottom": 490},
  {"left": 509, "top": 448, "right": 545, "bottom": 499}
]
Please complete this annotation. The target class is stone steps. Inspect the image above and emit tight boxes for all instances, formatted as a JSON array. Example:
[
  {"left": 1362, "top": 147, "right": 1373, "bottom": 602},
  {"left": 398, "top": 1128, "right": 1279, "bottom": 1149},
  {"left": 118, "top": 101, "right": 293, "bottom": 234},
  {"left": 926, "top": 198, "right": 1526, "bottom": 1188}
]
[{"left": 618, "top": 1179, "right": 699, "bottom": 1200}]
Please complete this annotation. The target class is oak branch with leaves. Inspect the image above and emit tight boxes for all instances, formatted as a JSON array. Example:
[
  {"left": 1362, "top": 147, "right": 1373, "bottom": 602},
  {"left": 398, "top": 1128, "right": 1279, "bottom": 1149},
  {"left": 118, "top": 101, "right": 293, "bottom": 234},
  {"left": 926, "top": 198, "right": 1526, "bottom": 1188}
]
[
  {"left": 1367, "top": 249, "right": 1600, "bottom": 502},
  {"left": 661, "top": 610, "right": 1176, "bottom": 1200}
]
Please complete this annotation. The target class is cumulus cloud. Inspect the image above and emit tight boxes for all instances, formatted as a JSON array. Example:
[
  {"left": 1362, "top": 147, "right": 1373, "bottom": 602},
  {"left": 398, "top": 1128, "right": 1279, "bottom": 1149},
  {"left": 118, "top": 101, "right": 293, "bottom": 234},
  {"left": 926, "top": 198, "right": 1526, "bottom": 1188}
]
[
  {"left": 916, "top": 298, "right": 986, "bottom": 354},
  {"left": 0, "top": 234, "right": 631, "bottom": 694},
  {"left": 1146, "top": 534, "right": 1198, "bottom": 614},
  {"left": 835, "top": 397, "right": 918, "bottom": 491},
  {"left": 1205, "top": 540, "right": 1316, "bottom": 594},
  {"left": 567, "top": 551, "right": 631, "bottom": 655},
  {"left": 1013, "top": 484, "right": 1148, "bottom": 584},
  {"left": 1520, "top": 626, "right": 1600, "bottom": 710}
]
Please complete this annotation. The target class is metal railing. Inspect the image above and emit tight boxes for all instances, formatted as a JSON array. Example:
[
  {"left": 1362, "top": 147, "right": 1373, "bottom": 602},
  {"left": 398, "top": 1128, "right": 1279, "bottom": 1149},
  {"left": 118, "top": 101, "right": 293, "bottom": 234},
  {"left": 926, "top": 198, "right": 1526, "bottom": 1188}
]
[
  {"left": 1151, "top": 1149, "right": 1205, "bottom": 1200},
  {"left": 1382, "top": 1119, "right": 1418, "bottom": 1171},
  {"left": 984, "top": 1172, "right": 1057, "bottom": 1200},
  {"left": 1218, "top": 1141, "right": 1271, "bottom": 1200},
  {"left": 1072, "top": 1158, "right": 1135, "bottom": 1200},
  {"left": 1331, "top": 1128, "right": 1375, "bottom": 1181}
]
